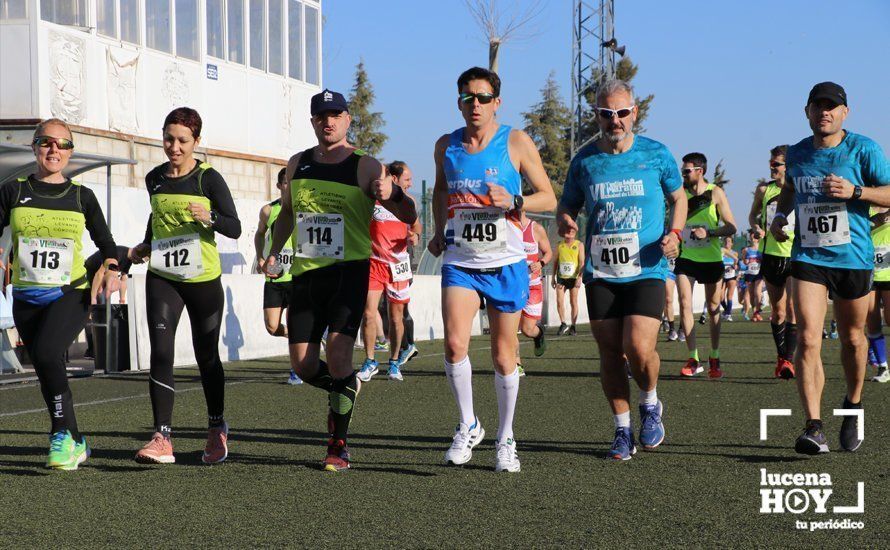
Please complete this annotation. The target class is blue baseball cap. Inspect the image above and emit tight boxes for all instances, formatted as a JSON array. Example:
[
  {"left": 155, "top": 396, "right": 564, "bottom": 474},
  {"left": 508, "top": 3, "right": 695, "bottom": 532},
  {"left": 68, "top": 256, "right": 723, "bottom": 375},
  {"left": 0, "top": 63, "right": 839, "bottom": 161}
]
[{"left": 310, "top": 89, "right": 349, "bottom": 116}]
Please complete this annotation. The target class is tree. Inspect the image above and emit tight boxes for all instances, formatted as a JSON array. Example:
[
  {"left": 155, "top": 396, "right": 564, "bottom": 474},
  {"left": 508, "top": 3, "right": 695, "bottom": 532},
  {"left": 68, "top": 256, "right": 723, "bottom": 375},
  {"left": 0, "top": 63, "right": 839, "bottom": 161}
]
[
  {"left": 711, "top": 159, "right": 730, "bottom": 187},
  {"left": 464, "top": 0, "right": 545, "bottom": 72},
  {"left": 522, "top": 71, "right": 572, "bottom": 197},
  {"left": 346, "top": 60, "right": 387, "bottom": 156}
]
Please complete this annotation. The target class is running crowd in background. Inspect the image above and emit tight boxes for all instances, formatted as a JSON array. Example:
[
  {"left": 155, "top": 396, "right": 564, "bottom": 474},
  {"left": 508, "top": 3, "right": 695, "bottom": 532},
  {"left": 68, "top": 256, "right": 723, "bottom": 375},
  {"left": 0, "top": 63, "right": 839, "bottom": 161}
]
[{"left": 3, "top": 68, "right": 887, "bottom": 472}]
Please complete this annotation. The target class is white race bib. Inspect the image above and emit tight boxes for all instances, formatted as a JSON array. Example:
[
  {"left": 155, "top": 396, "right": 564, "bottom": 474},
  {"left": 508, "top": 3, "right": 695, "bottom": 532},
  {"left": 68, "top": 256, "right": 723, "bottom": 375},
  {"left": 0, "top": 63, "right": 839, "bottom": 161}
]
[
  {"left": 767, "top": 202, "right": 796, "bottom": 230},
  {"left": 18, "top": 236, "right": 74, "bottom": 285},
  {"left": 590, "top": 232, "right": 641, "bottom": 278},
  {"left": 875, "top": 245, "right": 890, "bottom": 271},
  {"left": 390, "top": 259, "right": 412, "bottom": 282},
  {"left": 558, "top": 262, "right": 576, "bottom": 277},
  {"left": 747, "top": 260, "right": 761, "bottom": 276},
  {"left": 277, "top": 247, "right": 294, "bottom": 268},
  {"left": 682, "top": 226, "right": 710, "bottom": 249},
  {"left": 295, "top": 213, "right": 345, "bottom": 259},
  {"left": 724, "top": 265, "right": 736, "bottom": 279},
  {"left": 150, "top": 234, "right": 204, "bottom": 279},
  {"left": 799, "top": 202, "right": 851, "bottom": 248},
  {"left": 453, "top": 208, "right": 507, "bottom": 253}
]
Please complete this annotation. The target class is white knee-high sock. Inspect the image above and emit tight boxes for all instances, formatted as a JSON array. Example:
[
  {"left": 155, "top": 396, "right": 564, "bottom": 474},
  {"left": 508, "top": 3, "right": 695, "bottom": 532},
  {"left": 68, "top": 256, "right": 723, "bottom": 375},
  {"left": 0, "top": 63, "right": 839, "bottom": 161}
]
[
  {"left": 495, "top": 369, "right": 520, "bottom": 442},
  {"left": 445, "top": 356, "right": 475, "bottom": 427}
]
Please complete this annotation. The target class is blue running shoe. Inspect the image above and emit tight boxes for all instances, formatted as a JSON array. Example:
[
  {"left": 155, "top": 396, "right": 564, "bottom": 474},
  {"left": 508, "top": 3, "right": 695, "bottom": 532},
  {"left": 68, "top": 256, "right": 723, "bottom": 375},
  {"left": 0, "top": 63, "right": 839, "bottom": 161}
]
[
  {"left": 608, "top": 427, "right": 636, "bottom": 461},
  {"left": 287, "top": 371, "right": 303, "bottom": 385},
  {"left": 357, "top": 358, "right": 379, "bottom": 382},
  {"left": 639, "top": 400, "right": 665, "bottom": 449},
  {"left": 397, "top": 344, "right": 419, "bottom": 366},
  {"left": 374, "top": 341, "right": 389, "bottom": 352},
  {"left": 388, "top": 360, "right": 404, "bottom": 381}
]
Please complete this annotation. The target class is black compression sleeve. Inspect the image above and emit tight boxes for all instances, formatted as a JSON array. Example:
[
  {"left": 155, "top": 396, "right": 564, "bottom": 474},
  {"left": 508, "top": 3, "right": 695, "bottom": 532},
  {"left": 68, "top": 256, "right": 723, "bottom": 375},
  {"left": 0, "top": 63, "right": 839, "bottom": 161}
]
[
  {"left": 143, "top": 214, "right": 153, "bottom": 245},
  {"left": 80, "top": 187, "right": 118, "bottom": 260},
  {"left": 0, "top": 180, "right": 19, "bottom": 229},
  {"left": 202, "top": 169, "right": 242, "bottom": 239}
]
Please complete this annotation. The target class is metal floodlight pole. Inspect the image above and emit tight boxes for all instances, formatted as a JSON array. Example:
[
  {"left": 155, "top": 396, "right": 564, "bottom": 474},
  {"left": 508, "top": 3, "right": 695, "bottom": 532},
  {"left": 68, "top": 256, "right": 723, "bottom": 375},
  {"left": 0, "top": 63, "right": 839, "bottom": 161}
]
[
  {"left": 571, "top": 0, "right": 617, "bottom": 156},
  {"left": 105, "top": 163, "right": 113, "bottom": 373}
]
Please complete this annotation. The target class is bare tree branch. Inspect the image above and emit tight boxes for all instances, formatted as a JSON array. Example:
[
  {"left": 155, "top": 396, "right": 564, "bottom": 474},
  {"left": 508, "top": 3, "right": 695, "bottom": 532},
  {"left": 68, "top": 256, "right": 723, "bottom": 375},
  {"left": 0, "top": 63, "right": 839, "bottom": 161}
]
[{"left": 464, "top": 0, "right": 548, "bottom": 71}]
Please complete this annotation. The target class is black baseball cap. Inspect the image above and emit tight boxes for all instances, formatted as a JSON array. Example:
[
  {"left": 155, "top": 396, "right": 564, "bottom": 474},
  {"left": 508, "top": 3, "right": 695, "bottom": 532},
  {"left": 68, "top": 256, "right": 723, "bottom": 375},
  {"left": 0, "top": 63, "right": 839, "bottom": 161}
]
[
  {"left": 310, "top": 89, "right": 349, "bottom": 116},
  {"left": 807, "top": 82, "right": 847, "bottom": 106}
]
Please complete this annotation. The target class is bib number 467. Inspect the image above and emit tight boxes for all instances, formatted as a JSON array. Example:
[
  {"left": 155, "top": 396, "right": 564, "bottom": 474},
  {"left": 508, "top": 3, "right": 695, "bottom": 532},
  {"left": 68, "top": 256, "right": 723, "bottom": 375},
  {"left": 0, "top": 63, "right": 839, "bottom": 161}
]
[{"left": 807, "top": 215, "right": 837, "bottom": 234}]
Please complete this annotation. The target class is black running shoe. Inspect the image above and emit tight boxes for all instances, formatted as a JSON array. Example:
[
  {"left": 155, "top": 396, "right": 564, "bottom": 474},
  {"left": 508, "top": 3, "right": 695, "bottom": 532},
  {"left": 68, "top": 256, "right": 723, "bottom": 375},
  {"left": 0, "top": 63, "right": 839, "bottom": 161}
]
[
  {"left": 839, "top": 397, "right": 863, "bottom": 452},
  {"left": 533, "top": 325, "right": 546, "bottom": 357},
  {"left": 794, "top": 420, "right": 829, "bottom": 455},
  {"left": 557, "top": 323, "right": 568, "bottom": 336}
]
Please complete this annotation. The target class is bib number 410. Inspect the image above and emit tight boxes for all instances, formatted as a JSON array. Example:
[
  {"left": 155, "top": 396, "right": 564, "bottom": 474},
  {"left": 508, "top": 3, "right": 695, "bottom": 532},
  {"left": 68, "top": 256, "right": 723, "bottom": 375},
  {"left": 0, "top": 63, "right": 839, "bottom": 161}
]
[{"left": 600, "top": 247, "right": 630, "bottom": 266}]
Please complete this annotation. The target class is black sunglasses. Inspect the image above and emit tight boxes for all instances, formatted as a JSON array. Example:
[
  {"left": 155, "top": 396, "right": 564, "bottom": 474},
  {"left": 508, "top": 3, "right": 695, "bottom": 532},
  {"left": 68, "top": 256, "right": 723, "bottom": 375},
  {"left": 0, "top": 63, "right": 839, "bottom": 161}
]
[
  {"left": 681, "top": 167, "right": 703, "bottom": 176},
  {"left": 33, "top": 136, "right": 74, "bottom": 150},
  {"left": 459, "top": 92, "right": 497, "bottom": 105},
  {"left": 770, "top": 162, "right": 785, "bottom": 168}
]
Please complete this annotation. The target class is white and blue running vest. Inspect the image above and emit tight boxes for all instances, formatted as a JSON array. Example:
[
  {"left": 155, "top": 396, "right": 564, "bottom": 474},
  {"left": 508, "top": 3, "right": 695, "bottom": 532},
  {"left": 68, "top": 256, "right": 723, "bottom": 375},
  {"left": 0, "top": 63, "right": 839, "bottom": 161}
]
[{"left": 443, "top": 124, "right": 525, "bottom": 269}]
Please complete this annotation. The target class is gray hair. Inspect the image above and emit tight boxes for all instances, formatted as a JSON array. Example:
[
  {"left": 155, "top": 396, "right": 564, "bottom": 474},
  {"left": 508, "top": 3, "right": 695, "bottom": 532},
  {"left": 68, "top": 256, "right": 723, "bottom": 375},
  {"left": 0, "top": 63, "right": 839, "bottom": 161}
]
[{"left": 596, "top": 79, "right": 635, "bottom": 105}]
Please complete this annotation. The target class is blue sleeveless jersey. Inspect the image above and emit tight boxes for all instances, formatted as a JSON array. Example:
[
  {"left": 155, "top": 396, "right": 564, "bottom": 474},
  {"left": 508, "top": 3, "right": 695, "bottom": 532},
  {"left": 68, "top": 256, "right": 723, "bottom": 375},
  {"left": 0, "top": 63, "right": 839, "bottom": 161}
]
[
  {"left": 561, "top": 135, "right": 682, "bottom": 284},
  {"left": 442, "top": 125, "right": 525, "bottom": 268},
  {"left": 788, "top": 131, "right": 890, "bottom": 270}
]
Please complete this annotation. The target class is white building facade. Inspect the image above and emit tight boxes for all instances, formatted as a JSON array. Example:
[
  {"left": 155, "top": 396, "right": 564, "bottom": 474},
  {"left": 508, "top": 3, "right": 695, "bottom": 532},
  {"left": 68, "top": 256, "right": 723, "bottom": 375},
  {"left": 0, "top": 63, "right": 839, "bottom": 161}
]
[{"left": 0, "top": 0, "right": 323, "bottom": 199}]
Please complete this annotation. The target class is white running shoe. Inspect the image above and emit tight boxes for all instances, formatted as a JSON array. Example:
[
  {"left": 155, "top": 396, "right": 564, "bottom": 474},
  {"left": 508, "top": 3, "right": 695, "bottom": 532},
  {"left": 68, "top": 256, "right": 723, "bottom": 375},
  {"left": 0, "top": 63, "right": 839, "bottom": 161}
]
[
  {"left": 872, "top": 366, "right": 890, "bottom": 383},
  {"left": 495, "top": 438, "right": 521, "bottom": 473},
  {"left": 444, "top": 418, "right": 485, "bottom": 465}
]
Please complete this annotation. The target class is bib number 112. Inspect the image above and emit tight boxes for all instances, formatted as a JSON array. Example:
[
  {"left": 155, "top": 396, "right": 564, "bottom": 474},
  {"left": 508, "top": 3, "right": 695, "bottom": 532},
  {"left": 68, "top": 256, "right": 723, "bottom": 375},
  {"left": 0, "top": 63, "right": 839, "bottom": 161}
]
[{"left": 162, "top": 249, "right": 190, "bottom": 268}]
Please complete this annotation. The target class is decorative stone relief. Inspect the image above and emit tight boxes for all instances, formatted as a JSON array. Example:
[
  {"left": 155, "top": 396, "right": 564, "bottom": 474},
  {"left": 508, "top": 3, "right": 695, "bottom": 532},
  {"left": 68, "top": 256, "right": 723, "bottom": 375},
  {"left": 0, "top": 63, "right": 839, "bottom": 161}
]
[
  {"left": 162, "top": 62, "right": 189, "bottom": 107},
  {"left": 48, "top": 31, "right": 85, "bottom": 123},
  {"left": 106, "top": 48, "right": 140, "bottom": 133}
]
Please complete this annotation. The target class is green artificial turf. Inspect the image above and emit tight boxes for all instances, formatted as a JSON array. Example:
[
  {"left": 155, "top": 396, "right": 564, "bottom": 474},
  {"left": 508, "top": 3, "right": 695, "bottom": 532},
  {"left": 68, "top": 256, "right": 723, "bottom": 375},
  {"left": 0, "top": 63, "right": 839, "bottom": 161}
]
[{"left": 1, "top": 321, "right": 887, "bottom": 548}]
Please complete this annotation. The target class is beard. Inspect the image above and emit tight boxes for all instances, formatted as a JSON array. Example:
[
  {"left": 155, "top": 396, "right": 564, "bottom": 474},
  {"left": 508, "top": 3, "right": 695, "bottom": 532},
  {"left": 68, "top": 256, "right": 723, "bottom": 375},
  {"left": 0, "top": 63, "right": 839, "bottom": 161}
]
[{"left": 604, "top": 128, "right": 628, "bottom": 143}]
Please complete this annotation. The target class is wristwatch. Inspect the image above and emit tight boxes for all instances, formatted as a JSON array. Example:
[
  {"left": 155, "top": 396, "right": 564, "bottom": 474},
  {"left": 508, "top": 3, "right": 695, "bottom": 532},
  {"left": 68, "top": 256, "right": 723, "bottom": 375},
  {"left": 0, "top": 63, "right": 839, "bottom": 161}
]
[
  {"left": 209, "top": 210, "right": 218, "bottom": 224},
  {"left": 106, "top": 263, "right": 120, "bottom": 272},
  {"left": 851, "top": 186, "right": 862, "bottom": 200},
  {"left": 512, "top": 194, "right": 524, "bottom": 212}
]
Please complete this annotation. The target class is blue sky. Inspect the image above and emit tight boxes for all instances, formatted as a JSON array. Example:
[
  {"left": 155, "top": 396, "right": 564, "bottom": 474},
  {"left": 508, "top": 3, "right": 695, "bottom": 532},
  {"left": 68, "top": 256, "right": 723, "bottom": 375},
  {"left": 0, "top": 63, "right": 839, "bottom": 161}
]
[{"left": 322, "top": 0, "right": 890, "bottom": 229}]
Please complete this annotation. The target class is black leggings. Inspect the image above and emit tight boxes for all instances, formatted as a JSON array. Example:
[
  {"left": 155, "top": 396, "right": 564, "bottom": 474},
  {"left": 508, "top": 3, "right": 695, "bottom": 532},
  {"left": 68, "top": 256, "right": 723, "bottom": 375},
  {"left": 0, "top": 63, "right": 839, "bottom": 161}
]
[
  {"left": 401, "top": 304, "right": 414, "bottom": 350},
  {"left": 13, "top": 289, "right": 89, "bottom": 438},
  {"left": 146, "top": 272, "right": 225, "bottom": 434}
]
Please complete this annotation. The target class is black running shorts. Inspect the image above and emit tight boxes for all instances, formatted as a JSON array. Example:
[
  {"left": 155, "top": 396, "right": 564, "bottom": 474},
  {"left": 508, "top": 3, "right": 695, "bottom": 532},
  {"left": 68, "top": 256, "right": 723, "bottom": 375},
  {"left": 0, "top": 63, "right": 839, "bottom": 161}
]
[
  {"left": 762, "top": 254, "right": 792, "bottom": 287},
  {"left": 263, "top": 281, "right": 291, "bottom": 309},
  {"left": 288, "top": 260, "right": 370, "bottom": 343},
  {"left": 791, "top": 261, "right": 872, "bottom": 300},
  {"left": 586, "top": 278, "right": 666, "bottom": 321},
  {"left": 674, "top": 258, "right": 724, "bottom": 285}
]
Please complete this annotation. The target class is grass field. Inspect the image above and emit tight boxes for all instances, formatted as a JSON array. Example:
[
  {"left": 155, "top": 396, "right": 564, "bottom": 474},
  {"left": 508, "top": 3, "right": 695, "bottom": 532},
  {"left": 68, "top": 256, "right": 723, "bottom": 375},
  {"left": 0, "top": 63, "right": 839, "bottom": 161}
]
[{"left": 1, "top": 320, "right": 888, "bottom": 548}]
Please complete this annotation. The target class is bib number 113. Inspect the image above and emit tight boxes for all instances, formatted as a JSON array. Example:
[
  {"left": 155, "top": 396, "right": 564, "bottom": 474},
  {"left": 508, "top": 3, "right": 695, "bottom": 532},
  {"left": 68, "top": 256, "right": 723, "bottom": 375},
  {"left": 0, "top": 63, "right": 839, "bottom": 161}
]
[{"left": 29, "top": 250, "right": 60, "bottom": 270}]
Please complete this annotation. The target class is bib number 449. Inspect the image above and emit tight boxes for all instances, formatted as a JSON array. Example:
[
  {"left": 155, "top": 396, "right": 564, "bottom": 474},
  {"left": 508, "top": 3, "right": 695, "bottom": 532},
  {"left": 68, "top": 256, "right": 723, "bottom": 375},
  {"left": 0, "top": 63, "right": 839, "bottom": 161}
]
[{"left": 461, "top": 222, "right": 497, "bottom": 243}]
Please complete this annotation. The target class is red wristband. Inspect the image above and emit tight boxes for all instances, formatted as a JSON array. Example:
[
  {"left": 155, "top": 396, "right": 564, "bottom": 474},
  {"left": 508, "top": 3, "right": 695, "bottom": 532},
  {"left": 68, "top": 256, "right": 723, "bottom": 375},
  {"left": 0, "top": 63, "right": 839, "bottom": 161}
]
[{"left": 670, "top": 229, "right": 683, "bottom": 240}]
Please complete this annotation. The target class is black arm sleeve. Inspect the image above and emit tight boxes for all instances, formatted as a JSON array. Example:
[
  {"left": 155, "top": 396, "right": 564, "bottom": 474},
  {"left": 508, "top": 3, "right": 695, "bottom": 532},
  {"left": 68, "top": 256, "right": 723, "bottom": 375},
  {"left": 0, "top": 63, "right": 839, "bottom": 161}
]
[
  {"left": 202, "top": 169, "right": 242, "bottom": 239},
  {"left": 0, "top": 180, "right": 19, "bottom": 230},
  {"left": 80, "top": 187, "right": 118, "bottom": 260},
  {"left": 143, "top": 214, "right": 153, "bottom": 245}
]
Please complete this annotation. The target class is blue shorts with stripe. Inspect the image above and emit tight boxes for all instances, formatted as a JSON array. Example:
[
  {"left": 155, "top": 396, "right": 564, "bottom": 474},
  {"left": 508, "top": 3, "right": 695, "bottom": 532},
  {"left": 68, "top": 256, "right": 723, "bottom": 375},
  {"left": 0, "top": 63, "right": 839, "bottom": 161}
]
[{"left": 441, "top": 260, "right": 529, "bottom": 313}]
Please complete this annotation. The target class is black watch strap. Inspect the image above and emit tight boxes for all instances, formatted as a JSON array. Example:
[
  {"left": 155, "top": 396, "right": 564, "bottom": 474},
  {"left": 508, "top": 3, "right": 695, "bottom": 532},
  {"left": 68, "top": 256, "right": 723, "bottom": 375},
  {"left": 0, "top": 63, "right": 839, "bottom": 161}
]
[
  {"left": 852, "top": 186, "right": 863, "bottom": 200},
  {"left": 513, "top": 194, "right": 524, "bottom": 211}
]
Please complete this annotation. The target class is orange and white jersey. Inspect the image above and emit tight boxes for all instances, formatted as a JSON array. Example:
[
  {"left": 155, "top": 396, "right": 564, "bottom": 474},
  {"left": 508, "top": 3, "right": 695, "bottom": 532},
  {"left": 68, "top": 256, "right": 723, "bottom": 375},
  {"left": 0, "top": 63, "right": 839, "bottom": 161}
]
[
  {"left": 522, "top": 219, "right": 541, "bottom": 286},
  {"left": 370, "top": 202, "right": 410, "bottom": 264}
]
